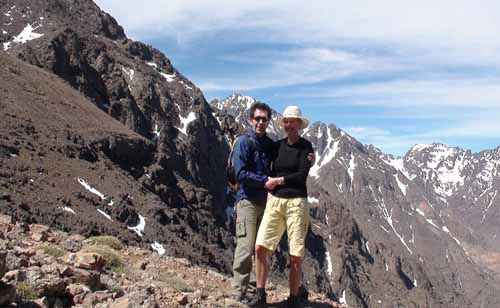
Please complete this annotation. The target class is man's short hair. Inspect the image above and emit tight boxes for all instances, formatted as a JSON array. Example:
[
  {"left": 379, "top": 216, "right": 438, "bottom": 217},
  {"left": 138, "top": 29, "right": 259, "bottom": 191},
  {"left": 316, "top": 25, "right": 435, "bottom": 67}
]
[{"left": 249, "top": 102, "right": 272, "bottom": 119}]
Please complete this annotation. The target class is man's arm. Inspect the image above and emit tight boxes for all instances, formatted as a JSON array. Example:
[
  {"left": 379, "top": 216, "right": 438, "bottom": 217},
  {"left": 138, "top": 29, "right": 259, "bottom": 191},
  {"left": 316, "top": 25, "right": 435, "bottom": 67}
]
[{"left": 233, "top": 136, "right": 268, "bottom": 187}]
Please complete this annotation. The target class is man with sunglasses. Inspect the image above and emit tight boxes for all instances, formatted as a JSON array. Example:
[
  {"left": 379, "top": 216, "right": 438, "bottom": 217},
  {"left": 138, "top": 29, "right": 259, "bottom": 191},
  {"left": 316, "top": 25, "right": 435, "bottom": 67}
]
[{"left": 230, "top": 102, "right": 277, "bottom": 303}]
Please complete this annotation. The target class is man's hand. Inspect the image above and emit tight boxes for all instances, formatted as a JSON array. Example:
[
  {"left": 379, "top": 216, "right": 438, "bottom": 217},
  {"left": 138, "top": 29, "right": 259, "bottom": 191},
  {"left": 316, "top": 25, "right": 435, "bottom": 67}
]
[
  {"left": 307, "top": 152, "right": 316, "bottom": 165},
  {"left": 264, "top": 177, "right": 280, "bottom": 191}
]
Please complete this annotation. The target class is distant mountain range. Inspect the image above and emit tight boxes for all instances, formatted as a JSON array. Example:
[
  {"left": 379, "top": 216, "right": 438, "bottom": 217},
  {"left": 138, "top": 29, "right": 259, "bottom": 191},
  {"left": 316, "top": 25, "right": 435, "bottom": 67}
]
[{"left": 212, "top": 94, "right": 500, "bottom": 307}]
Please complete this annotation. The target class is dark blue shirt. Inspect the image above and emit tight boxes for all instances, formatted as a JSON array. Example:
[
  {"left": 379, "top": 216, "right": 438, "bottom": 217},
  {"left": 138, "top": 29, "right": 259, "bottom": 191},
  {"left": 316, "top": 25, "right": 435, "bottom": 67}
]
[{"left": 232, "top": 128, "right": 275, "bottom": 205}]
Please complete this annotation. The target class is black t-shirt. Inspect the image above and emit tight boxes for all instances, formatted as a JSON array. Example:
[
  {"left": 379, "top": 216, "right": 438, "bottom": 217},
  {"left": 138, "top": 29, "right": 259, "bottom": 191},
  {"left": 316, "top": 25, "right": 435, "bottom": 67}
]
[{"left": 272, "top": 137, "right": 314, "bottom": 198}]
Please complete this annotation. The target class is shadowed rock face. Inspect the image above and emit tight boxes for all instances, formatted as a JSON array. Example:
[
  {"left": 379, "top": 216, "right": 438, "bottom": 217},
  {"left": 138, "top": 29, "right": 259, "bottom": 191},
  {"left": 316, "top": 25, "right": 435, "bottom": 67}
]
[
  {"left": 213, "top": 94, "right": 500, "bottom": 307},
  {"left": 0, "top": 0, "right": 232, "bottom": 273}
]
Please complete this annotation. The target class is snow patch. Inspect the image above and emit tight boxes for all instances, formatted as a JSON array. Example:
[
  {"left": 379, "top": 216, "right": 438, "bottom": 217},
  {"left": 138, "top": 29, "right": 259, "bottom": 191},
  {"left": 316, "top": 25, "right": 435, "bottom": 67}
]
[
  {"left": 97, "top": 209, "right": 112, "bottom": 220},
  {"left": 146, "top": 62, "right": 158, "bottom": 68},
  {"left": 310, "top": 128, "right": 340, "bottom": 178},
  {"left": 326, "top": 251, "right": 333, "bottom": 276},
  {"left": 160, "top": 72, "right": 175, "bottom": 82},
  {"left": 381, "top": 156, "right": 415, "bottom": 180},
  {"left": 481, "top": 190, "right": 497, "bottom": 223},
  {"left": 61, "top": 207, "right": 76, "bottom": 215},
  {"left": 3, "top": 42, "right": 11, "bottom": 51},
  {"left": 394, "top": 173, "right": 407, "bottom": 196},
  {"left": 12, "top": 23, "right": 44, "bottom": 45},
  {"left": 77, "top": 178, "right": 106, "bottom": 200},
  {"left": 176, "top": 112, "right": 196, "bottom": 135},
  {"left": 128, "top": 214, "right": 146, "bottom": 237},
  {"left": 339, "top": 290, "right": 347, "bottom": 305},
  {"left": 121, "top": 67, "right": 135, "bottom": 81},
  {"left": 347, "top": 154, "right": 356, "bottom": 188},
  {"left": 151, "top": 241, "right": 166, "bottom": 255},
  {"left": 153, "top": 123, "right": 161, "bottom": 138}
]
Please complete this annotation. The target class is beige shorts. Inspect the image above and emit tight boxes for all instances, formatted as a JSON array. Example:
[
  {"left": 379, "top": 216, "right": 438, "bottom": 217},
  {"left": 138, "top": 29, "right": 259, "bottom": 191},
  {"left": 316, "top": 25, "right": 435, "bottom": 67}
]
[{"left": 255, "top": 196, "right": 310, "bottom": 257}]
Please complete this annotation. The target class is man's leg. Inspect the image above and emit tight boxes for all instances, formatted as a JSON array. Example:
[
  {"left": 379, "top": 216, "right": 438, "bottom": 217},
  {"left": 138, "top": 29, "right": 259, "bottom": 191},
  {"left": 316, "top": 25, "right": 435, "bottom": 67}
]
[
  {"left": 232, "top": 200, "right": 261, "bottom": 297},
  {"left": 289, "top": 256, "right": 302, "bottom": 295}
]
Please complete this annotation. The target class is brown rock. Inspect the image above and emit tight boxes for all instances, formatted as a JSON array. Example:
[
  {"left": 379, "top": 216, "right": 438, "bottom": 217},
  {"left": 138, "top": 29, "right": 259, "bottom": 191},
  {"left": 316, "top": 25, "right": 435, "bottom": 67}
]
[
  {"left": 176, "top": 293, "right": 189, "bottom": 305},
  {"left": 0, "top": 214, "right": 14, "bottom": 225},
  {"left": 64, "top": 252, "right": 105, "bottom": 271},
  {"left": 14, "top": 246, "right": 36, "bottom": 257},
  {"left": 70, "top": 268, "right": 102, "bottom": 290},
  {"left": 6, "top": 251, "right": 29, "bottom": 270},
  {"left": 94, "top": 290, "right": 114, "bottom": 302},
  {"left": 110, "top": 289, "right": 159, "bottom": 308},
  {"left": 2, "top": 270, "right": 18, "bottom": 281},
  {"left": 66, "top": 283, "right": 91, "bottom": 297},
  {"left": 62, "top": 234, "right": 85, "bottom": 252},
  {"left": 32, "top": 231, "right": 49, "bottom": 242}
]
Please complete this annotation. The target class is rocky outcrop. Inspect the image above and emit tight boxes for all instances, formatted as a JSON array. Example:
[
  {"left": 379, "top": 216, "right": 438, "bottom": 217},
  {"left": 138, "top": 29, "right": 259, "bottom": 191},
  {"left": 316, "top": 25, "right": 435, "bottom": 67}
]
[{"left": 0, "top": 213, "right": 343, "bottom": 307}]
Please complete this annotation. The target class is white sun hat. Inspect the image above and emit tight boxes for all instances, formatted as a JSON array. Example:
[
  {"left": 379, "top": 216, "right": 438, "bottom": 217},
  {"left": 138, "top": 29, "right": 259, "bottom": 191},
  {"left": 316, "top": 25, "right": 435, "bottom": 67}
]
[{"left": 277, "top": 105, "right": 309, "bottom": 129}]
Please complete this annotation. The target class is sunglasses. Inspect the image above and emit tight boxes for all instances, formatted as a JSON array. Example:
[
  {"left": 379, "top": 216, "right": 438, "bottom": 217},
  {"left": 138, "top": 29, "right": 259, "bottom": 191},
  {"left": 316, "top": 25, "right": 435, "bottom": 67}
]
[{"left": 253, "top": 116, "right": 269, "bottom": 123}]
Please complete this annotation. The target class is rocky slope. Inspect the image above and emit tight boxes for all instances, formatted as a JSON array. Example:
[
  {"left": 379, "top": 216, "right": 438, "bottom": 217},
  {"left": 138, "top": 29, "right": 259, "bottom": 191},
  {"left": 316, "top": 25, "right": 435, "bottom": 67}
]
[
  {"left": 0, "top": 214, "right": 344, "bottom": 307},
  {"left": 1, "top": 0, "right": 234, "bottom": 273},
  {"left": 212, "top": 94, "right": 500, "bottom": 308}
]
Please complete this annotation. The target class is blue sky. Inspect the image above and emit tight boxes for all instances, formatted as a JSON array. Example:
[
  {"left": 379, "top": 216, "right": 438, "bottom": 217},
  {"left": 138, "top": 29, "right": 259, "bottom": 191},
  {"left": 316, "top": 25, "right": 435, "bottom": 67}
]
[{"left": 95, "top": 0, "right": 500, "bottom": 156}]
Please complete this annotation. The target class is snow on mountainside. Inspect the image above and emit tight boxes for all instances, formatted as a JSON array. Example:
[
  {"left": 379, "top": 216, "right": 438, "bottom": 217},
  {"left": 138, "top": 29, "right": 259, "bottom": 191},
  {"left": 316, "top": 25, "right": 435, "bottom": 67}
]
[{"left": 214, "top": 93, "right": 500, "bottom": 307}]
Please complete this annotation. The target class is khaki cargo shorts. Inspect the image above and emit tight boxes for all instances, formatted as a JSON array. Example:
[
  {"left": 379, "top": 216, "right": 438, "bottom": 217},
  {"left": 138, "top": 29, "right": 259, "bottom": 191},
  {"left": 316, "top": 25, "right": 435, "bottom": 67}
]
[{"left": 255, "top": 195, "right": 310, "bottom": 257}]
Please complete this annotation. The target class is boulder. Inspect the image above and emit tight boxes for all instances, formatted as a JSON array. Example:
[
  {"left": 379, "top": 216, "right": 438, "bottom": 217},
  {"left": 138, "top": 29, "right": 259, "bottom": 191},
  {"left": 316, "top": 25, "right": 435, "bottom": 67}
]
[
  {"left": 110, "top": 289, "right": 159, "bottom": 308},
  {"left": 62, "top": 234, "right": 85, "bottom": 252},
  {"left": 64, "top": 252, "right": 106, "bottom": 271}
]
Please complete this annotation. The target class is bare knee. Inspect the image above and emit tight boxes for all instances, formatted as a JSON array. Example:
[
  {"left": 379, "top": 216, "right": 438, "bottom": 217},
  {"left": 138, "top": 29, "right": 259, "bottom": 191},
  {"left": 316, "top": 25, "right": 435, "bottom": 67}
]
[{"left": 255, "top": 245, "right": 271, "bottom": 260}]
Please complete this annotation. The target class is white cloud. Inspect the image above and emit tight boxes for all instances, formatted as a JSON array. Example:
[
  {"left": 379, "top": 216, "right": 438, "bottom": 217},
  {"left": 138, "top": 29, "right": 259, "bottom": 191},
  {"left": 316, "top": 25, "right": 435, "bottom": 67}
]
[
  {"left": 94, "top": 0, "right": 500, "bottom": 154},
  {"left": 96, "top": 0, "right": 500, "bottom": 64}
]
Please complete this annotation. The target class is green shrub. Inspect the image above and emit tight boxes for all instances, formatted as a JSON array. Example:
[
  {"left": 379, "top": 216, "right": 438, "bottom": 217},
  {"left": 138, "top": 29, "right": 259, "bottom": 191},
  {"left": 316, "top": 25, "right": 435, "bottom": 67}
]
[
  {"left": 85, "top": 236, "right": 124, "bottom": 250},
  {"left": 16, "top": 282, "right": 37, "bottom": 301},
  {"left": 39, "top": 244, "right": 65, "bottom": 258},
  {"left": 157, "top": 272, "right": 194, "bottom": 292},
  {"left": 83, "top": 245, "right": 124, "bottom": 272}
]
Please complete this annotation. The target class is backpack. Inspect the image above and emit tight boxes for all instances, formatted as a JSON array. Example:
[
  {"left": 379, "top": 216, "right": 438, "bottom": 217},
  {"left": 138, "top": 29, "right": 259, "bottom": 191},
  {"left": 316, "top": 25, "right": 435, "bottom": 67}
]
[{"left": 227, "top": 134, "right": 255, "bottom": 192}]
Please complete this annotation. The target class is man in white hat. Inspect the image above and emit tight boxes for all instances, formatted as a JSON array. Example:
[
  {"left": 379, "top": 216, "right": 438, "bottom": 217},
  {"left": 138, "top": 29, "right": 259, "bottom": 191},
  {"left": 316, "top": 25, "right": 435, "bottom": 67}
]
[{"left": 249, "top": 105, "right": 314, "bottom": 308}]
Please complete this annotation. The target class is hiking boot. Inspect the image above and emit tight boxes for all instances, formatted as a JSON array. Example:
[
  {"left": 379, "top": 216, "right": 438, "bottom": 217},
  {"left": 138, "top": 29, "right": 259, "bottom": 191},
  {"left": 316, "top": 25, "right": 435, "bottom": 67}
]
[
  {"left": 247, "top": 289, "right": 267, "bottom": 307},
  {"left": 298, "top": 285, "right": 309, "bottom": 301},
  {"left": 287, "top": 295, "right": 301, "bottom": 308}
]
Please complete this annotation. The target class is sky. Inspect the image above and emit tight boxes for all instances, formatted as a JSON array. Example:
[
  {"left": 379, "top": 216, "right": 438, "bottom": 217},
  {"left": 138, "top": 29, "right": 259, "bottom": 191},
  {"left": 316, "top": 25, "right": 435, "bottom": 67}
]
[{"left": 94, "top": 0, "right": 500, "bottom": 156}]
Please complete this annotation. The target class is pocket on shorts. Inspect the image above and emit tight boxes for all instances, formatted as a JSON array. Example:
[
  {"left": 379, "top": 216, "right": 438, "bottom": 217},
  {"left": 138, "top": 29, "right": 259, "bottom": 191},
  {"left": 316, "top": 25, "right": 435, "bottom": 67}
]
[{"left": 236, "top": 219, "right": 246, "bottom": 237}]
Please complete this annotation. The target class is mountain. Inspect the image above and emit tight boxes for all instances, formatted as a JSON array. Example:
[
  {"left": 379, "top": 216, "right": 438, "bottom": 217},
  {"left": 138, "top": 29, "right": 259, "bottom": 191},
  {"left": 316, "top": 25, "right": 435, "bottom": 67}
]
[
  {"left": 212, "top": 94, "right": 500, "bottom": 307},
  {"left": 0, "top": 0, "right": 233, "bottom": 273}
]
